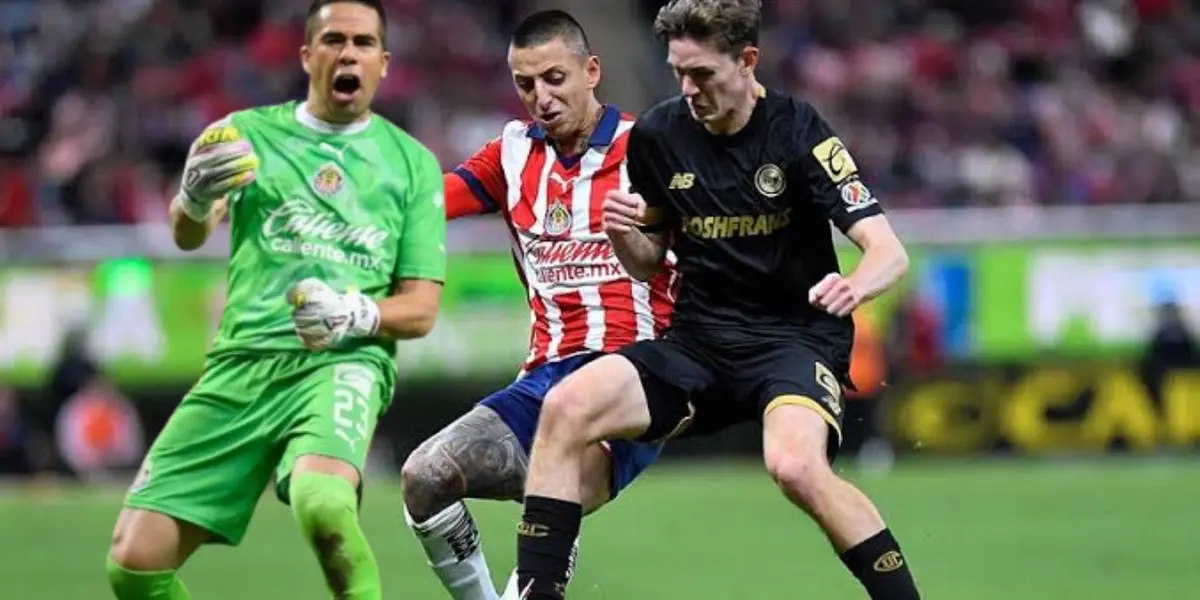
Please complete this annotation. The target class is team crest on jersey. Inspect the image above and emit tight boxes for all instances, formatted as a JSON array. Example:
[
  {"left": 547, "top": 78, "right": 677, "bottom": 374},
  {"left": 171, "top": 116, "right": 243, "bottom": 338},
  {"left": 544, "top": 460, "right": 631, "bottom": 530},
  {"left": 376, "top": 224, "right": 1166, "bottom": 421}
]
[
  {"left": 755, "top": 164, "right": 786, "bottom": 198},
  {"left": 312, "top": 162, "right": 345, "bottom": 197},
  {"left": 544, "top": 199, "right": 572, "bottom": 237}
]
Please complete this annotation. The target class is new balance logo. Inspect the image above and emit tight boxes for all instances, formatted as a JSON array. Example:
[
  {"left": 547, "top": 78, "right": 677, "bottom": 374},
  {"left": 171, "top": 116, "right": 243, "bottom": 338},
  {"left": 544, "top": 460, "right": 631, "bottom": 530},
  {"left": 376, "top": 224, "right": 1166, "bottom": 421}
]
[{"left": 669, "top": 172, "right": 695, "bottom": 190}]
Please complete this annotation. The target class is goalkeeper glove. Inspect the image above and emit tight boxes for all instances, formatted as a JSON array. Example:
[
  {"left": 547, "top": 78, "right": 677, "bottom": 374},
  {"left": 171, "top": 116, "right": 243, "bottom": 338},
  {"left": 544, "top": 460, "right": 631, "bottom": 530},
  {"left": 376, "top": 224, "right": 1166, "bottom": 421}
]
[
  {"left": 174, "top": 125, "right": 259, "bottom": 222},
  {"left": 287, "top": 278, "right": 381, "bottom": 351}
]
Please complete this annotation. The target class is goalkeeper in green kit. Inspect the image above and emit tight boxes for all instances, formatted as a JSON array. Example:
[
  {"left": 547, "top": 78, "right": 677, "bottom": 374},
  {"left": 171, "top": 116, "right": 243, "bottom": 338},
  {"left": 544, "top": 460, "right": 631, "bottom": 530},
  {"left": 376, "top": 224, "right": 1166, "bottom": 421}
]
[{"left": 105, "top": 1, "right": 444, "bottom": 598}]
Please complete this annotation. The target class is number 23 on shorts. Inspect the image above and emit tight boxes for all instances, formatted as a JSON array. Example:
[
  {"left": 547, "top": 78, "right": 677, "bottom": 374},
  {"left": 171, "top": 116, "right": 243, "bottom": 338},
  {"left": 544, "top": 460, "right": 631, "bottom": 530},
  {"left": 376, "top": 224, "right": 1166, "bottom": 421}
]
[{"left": 331, "top": 363, "right": 377, "bottom": 453}]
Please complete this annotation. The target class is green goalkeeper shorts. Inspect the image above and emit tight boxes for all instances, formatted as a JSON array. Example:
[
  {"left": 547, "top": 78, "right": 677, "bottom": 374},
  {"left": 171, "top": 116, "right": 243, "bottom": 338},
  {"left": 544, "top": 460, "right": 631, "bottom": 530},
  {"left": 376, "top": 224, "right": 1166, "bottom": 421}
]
[{"left": 124, "top": 350, "right": 396, "bottom": 545}]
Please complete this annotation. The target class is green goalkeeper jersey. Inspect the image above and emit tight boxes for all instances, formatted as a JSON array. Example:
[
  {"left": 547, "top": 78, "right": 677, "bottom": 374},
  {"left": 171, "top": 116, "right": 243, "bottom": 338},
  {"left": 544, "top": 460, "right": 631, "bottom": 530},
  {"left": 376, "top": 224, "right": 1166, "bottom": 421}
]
[{"left": 205, "top": 100, "right": 446, "bottom": 364}]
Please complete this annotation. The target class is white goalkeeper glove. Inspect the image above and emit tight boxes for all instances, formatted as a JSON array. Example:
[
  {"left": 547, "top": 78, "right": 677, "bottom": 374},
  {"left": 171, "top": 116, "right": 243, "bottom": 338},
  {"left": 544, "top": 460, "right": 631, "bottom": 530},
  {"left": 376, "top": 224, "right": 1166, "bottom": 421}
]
[
  {"left": 174, "top": 125, "right": 260, "bottom": 222},
  {"left": 286, "top": 278, "right": 381, "bottom": 351}
]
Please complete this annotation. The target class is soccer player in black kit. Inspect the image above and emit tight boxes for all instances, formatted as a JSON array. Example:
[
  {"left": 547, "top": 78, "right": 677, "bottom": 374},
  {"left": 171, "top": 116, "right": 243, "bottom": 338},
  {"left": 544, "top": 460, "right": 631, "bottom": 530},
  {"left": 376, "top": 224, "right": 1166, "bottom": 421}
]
[{"left": 514, "top": 1, "right": 919, "bottom": 599}]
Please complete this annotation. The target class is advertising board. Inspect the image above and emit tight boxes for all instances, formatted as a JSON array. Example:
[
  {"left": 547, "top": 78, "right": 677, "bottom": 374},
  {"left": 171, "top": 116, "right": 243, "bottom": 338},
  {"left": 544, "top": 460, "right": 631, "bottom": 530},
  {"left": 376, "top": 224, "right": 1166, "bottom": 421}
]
[{"left": 1, "top": 239, "right": 1195, "bottom": 387}]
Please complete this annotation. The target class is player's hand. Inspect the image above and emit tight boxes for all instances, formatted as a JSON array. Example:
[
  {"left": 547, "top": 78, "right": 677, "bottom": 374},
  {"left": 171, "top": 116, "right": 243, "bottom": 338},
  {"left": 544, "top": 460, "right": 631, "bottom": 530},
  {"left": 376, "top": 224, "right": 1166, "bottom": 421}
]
[
  {"left": 177, "top": 126, "right": 260, "bottom": 222},
  {"left": 808, "top": 273, "right": 862, "bottom": 318},
  {"left": 286, "top": 278, "right": 381, "bottom": 351},
  {"left": 602, "top": 190, "right": 647, "bottom": 236}
]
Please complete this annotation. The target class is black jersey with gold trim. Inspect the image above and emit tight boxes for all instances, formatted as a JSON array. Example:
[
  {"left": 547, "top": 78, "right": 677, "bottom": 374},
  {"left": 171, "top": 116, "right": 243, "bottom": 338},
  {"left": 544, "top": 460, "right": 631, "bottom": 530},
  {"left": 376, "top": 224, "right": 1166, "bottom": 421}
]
[{"left": 628, "top": 88, "right": 882, "bottom": 346}]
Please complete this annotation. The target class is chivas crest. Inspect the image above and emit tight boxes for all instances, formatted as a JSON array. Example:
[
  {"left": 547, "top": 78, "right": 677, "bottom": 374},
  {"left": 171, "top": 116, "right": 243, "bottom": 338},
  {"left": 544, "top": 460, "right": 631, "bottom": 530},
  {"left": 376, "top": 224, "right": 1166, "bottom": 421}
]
[
  {"left": 312, "top": 162, "right": 344, "bottom": 197},
  {"left": 544, "top": 199, "right": 572, "bottom": 236}
]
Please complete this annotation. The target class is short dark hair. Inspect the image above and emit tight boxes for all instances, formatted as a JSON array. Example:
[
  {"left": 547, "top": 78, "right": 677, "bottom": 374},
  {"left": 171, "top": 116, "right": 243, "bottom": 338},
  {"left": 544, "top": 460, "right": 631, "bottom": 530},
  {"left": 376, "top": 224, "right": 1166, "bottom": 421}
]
[
  {"left": 653, "top": 0, "right": 760, "bottom": 57},
  {"left": 510, "top": 10, "right": 591, "bottom": 56},
  {"left": 305, "top": 0, "right": 387, "bottom": 47}
]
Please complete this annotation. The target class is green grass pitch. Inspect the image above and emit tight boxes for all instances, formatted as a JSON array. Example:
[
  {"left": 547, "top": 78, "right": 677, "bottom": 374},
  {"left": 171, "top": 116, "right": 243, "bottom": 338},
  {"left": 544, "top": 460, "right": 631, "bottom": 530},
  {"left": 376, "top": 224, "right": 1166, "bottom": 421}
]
[{"left": 3, "top": 458, "right": 1197, "bottom": 598}]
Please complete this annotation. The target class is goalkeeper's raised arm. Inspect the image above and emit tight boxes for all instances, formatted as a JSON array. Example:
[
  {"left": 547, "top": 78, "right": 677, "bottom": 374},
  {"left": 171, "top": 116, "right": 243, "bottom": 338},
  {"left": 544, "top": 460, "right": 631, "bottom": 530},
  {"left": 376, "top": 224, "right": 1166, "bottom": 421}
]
[{"left": 168, "top": 119, "right": 260, "bottom": 250}]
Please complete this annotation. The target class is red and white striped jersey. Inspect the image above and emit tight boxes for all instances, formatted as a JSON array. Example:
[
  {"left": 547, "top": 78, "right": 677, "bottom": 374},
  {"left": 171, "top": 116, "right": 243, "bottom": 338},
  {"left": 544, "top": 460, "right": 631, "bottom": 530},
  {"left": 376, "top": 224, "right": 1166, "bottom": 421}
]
[{"left": 444, "top": 106, "right": 677, "bottom": 371}]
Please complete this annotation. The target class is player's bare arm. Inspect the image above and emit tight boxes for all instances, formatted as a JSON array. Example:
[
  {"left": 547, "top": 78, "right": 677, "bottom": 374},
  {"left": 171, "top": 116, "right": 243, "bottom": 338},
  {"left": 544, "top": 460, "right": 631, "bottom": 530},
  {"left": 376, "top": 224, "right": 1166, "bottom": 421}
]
[
  {"left": 603, "top": 189, "right": 668, "bottom": 281},
  {"left": 169, "top": 197, "right": 228, "bottom": 251},
  {"left": 375, "top": 278, "right": 442, "bottom": 339},
  {"left": 608, "top": 229, "right": 667, "bottom": 282},
  {"left": 809, "top": 215, "right": 909, "bottom": 318},
  {"left": 843, "top": 214, "right": 908, "bottom": 299}
]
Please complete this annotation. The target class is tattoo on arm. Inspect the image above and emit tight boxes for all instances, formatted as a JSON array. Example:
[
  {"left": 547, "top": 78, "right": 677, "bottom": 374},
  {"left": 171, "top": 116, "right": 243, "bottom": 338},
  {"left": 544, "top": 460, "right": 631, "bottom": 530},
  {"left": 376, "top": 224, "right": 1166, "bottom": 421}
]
[{"left": 402, "top": 406, "right": 528, "bottom": 521}]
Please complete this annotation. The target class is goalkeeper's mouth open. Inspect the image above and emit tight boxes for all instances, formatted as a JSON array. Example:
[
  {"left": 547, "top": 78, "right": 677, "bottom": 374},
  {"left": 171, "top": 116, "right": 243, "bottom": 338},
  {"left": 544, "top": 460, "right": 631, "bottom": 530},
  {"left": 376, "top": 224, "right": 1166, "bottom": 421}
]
[{"left": 331, "top": 72, "right": 363, "bottom": 105}]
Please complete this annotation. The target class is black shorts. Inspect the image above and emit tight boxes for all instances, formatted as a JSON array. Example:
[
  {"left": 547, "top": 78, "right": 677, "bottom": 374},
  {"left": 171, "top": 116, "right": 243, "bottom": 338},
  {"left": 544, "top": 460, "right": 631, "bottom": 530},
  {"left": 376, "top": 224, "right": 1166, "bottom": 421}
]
[{"left": 617, "top": 328, "right": 850, "bottom": 460}]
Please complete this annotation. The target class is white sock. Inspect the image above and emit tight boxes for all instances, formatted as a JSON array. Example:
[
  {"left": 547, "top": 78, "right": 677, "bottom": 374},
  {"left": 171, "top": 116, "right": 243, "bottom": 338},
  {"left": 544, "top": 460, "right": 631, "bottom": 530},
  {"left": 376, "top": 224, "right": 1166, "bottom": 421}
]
[
  {"left": 406, "top": 501, "right": 500, "bottom": 600},
  {"left": 499, "top": 536, "right": 581, "bottom": 600}
]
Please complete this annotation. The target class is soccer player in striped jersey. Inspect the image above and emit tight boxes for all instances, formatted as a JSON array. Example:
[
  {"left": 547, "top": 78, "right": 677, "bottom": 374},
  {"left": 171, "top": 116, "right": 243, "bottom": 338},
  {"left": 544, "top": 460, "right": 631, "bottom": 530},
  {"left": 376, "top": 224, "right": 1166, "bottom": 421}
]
[{"left": 399, "top": 10, "right": 678, "bottom": 600}]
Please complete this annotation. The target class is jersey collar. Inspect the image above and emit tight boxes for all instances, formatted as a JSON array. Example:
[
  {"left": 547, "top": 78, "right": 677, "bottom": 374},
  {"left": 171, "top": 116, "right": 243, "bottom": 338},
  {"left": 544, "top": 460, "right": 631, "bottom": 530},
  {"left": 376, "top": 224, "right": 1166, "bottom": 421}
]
[
  {"left": 295, "top": 101, "right": 372, "bottom": 135},
  {"left": 527, "top": 104, "right": 621, "bottom": 148}
]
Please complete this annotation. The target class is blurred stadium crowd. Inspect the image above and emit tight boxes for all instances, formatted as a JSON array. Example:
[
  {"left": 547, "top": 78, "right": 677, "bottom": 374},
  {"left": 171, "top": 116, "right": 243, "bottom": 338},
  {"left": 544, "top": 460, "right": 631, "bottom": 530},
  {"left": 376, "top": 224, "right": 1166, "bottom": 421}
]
[
  {"left": 2, "top": 0, "right": 1199, "bottom": 228},
  {"left": 0, "top": 0, "right": 523, "bottom": 227},
  {"left": 749, "top": 0, "right": 1200, "bottom": 208}
]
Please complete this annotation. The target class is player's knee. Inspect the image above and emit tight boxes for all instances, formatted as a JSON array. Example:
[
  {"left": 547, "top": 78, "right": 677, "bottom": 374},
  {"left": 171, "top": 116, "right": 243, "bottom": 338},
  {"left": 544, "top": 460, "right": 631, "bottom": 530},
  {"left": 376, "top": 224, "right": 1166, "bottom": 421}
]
[
  {"left": 108, "top": 540, "right": 167, "bottom": 574},
  {"left": 107, "top": 532, "right": 144, "bottom": 573},
  {"left": 291, "top": 473, "right": 358, "bottom": 538},
  {"left": 400, "top": 450, "right": 460, "bottom": 519},
  {"left": 540, "top": 382, "right": 597, "bottom": 443},
  {"left": 766, "top": 451, "right": 836, "bottom": 513},
  {"left": 108, "top": 518, "right": 173, "bottom": 572},
  {"left": 540, "top": 356, "right": 645, "bottom": 445}
]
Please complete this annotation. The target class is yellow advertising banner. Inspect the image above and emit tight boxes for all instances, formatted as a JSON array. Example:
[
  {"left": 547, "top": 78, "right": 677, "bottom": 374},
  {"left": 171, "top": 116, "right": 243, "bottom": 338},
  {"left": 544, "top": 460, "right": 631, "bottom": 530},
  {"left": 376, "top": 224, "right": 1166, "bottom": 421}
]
[{"left": 884, "top": 366, "right": 1200, "bottom": 454}]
